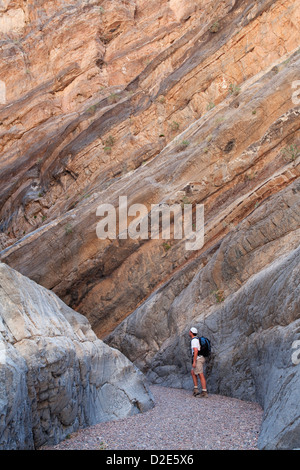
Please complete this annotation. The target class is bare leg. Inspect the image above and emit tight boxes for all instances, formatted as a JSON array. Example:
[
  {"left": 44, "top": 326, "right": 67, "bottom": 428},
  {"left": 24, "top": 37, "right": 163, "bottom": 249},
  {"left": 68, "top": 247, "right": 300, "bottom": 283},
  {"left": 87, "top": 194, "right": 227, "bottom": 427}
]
[
  {"left": 199, "top": 373, "right": 208, "bottom": 397},
  {"left": 199, "top": 373, "right": 207, "bottom": 391},
  {"left": 191, "top": 368, "right": 198, "bottom": 387}
]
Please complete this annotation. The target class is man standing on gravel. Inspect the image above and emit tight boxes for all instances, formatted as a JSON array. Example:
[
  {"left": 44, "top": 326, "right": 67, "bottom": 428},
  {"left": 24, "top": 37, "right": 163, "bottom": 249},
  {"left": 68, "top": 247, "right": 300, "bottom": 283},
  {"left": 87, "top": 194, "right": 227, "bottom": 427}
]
[{"left": 189, "top": 327, "right": 208, "bottom": 397}]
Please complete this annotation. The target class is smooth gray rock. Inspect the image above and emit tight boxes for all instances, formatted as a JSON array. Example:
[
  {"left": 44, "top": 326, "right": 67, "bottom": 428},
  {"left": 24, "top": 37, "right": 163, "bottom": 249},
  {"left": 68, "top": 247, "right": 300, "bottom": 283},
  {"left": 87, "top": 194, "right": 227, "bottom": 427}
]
[
  {"left": 107, "top": 202, "right": 300, "bottom": 450},
  {"left": 0, "top": 262, "right": 154, "bottom": 450},
  {"left": 203, "top": 247, "right": 300, "bottom": 449}
]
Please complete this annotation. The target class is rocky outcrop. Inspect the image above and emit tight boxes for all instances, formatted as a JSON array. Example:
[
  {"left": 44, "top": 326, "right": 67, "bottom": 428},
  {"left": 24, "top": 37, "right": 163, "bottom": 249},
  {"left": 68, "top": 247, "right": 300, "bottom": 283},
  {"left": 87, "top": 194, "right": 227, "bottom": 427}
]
[{"left": 0, "top": 262, "right": 154, "bottom": 450}]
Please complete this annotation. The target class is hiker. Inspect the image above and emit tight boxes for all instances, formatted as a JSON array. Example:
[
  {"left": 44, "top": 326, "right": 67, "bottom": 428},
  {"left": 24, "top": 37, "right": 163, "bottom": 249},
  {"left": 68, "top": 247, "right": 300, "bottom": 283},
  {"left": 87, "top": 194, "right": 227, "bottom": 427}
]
[{"left": 189, "top": 327, "right": 208, "bottom": 397}]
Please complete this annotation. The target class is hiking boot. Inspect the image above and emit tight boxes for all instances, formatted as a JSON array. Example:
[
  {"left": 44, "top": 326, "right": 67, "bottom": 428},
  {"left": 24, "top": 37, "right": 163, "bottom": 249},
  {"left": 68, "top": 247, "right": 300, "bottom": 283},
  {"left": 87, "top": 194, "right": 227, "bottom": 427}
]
[
  {"left": 193, "top": 388, "right": 200, "bottom": 397},
  {"left": 199, "top": 391, "right": 208, "bottom": 398}
]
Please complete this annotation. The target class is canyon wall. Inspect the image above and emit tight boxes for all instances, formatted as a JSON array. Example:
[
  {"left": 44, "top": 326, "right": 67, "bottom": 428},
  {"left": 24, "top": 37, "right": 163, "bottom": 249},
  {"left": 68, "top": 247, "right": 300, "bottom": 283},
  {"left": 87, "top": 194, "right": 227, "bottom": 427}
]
[
  {"left": 0, "top": 0, "right": 299, "bottom": 337},
  {"left": 107, "top": 184, "right": 300, "bottom": 449},
  {"left": 0, "top": 0, "right": 299, "bottom": 449}
]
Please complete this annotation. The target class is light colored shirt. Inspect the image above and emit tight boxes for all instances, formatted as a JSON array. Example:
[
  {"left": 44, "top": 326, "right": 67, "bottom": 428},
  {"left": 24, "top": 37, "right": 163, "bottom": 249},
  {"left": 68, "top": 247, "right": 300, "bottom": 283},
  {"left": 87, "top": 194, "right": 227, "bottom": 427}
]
[{"left": 191, "top": 337, "right": 200, "bottom": 354}]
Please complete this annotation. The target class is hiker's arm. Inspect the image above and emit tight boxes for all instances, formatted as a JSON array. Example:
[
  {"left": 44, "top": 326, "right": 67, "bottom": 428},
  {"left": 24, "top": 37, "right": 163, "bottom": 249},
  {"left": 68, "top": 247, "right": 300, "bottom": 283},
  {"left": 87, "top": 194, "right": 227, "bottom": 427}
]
[{"left": 192, "top": 347, "right": 198, "bottom": 368}]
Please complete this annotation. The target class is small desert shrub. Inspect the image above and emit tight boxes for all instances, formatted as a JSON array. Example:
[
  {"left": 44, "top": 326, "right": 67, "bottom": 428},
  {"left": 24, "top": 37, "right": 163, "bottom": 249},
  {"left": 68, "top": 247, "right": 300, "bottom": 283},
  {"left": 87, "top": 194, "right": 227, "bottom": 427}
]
[
  {"left": 281, "top": 144, "right": 300, "bottom": 161},
  {"left": 209, "top": 21, "right": 220, "bottom": 33},
  {"left": 229, "top": 83, "right": 241, "bottom": 96}
]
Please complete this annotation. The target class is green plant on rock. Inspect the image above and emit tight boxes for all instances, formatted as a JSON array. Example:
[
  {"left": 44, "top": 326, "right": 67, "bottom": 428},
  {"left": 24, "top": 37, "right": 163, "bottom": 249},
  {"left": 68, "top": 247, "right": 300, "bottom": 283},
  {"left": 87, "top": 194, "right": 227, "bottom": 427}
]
[
  {"left": 229, "top": 83, "right": 241, "bottom": 96},
  {"left": 206, "top": 101, "right": 215, "bottom": 111},
  {"left": 245, "top": 171, "right": 257, "bottom": 181},
  {"left": 103, "top": 135, "right": 115, "bottom": 154},
  {"left": 108, "top": 92, "right": 120, "bottom": 104},
  {"left": 214, "top": 116, "right": 225, "bottom": 125},
  {"left": 105, "top": 135, "right": 115, "bottom": 147},
  {"left": 281, "top": 144, "right": 300, "bottom": 162},
  {"left": 162, "top": 241, "right": 171, "bottom": 252},
  {"left": 177, "top": 140, "right": 190, "bottom": 152},
  {"left": 181, "top": 196, "right": 192, "bottom": 208},
  {"left": 213, "top": 289, "right": 225, "bottom": 303},
  {"left": 157, "top": 96, "right": 166, "bottom": 104},
  {"left": 65, "top": 223, "right": 73, "bottom": 235},
  {"left": 209, "top": 21, "right": 220, "bottom": 33},
  {"left": 87, "top": 104, "right": 97, "bottom": 115},
  {"left": 170, "top": 121, "right": 180, "bottom": 131}
]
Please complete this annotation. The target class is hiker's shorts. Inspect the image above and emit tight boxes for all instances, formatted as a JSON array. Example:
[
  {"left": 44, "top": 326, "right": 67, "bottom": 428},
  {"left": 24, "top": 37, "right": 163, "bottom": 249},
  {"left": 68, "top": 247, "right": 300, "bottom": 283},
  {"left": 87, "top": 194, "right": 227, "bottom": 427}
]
[{"left": 193, "top": 356, "right": 205, "bottom": 375}]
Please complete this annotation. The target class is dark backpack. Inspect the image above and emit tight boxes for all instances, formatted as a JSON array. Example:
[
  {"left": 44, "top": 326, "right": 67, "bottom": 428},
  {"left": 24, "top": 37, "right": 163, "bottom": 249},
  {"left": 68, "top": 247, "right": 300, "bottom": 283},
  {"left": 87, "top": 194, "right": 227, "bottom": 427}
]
[{"left": 197, "top": 336, "right": 211, "bottom": 357}]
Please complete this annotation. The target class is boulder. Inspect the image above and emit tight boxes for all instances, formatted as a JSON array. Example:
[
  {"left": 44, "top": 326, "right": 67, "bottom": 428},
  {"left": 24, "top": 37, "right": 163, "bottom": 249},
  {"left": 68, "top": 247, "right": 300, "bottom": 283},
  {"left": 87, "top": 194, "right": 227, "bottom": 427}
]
[{"left": 0, "top": 262, "right": 154, "bottom": 450}]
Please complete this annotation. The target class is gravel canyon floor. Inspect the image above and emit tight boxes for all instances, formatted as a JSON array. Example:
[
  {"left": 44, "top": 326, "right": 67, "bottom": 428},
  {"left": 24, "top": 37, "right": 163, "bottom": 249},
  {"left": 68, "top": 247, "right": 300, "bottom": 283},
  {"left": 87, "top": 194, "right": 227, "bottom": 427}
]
[{"left": 40, "top": 385, "right": 263, "bottom": 451}]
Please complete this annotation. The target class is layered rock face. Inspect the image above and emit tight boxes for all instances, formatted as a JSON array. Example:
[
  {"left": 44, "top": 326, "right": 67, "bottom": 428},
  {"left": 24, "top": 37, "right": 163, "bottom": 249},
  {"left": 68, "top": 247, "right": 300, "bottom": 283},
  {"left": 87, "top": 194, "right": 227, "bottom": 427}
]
[
  {"left": 0, "top": 0, "right": 300, "bottom": 450},
  {"left": 1, "top": 0, "right": 299, "bottom": 337},
  {"left": 107, "top": 183, "right": 300, "bottom": 449},
  {"left": 0, "top": 263, "right": 154, "bottom": 450}
]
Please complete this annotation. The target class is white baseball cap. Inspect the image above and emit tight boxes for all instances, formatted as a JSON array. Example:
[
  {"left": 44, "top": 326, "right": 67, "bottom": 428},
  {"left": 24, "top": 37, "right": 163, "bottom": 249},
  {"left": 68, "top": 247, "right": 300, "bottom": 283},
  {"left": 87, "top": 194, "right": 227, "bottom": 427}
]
[{"left": 190, "top": 327, "right": 198, "bottom": 334}]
